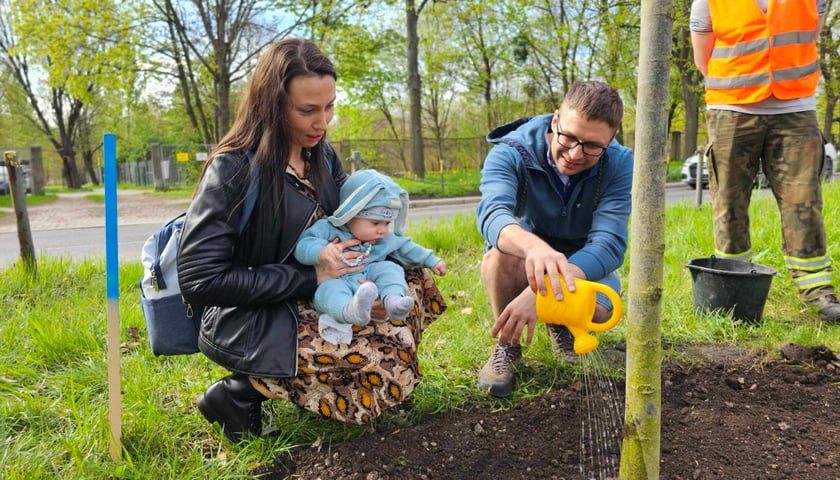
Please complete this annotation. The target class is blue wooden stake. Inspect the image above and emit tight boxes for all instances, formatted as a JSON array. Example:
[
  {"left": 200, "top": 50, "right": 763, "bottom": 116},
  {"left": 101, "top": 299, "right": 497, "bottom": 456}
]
[{"left": 104, "top": 133, "right": 122, "bottom": 462}]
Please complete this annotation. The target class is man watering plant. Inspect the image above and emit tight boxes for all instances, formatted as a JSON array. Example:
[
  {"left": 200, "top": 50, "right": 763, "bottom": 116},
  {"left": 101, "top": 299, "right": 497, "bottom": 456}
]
[{"left": 474, "top": 80, "right": 634, "bottom": 397}]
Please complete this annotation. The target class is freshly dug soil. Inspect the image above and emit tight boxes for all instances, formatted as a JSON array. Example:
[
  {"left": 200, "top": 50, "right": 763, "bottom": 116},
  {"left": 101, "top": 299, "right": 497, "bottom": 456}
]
[{"left": 254, "top": 344, "right": 840, "bottom": 480}]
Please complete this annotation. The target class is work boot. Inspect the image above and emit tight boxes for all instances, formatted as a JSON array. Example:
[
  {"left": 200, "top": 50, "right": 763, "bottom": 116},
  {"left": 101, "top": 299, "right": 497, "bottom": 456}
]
[
  {"left": 809, "top": 294, "right": 840, "bottom": 324},
  {"left": 546, "top": 323, "right": 577, "bottom": 362},
  {"left": 197, "top": 374, "right": 266, "bottom": 443},
  {"left": 477, "top": 343, "right": 522, "bottom": 397}
]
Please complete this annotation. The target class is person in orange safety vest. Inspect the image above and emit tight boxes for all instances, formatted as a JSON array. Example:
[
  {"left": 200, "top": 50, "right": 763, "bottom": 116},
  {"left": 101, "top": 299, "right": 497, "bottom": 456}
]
[{"left": 691, "top": 0, "right": 840, "bottom": 324}]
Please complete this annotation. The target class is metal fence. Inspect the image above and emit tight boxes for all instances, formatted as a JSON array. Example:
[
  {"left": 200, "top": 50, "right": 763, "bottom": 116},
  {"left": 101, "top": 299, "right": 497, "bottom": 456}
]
[
  {"left": 120, "top": 138, "right": 489, "bottom": 188},
  {"left": 119, "top": 144, "right": 212, "bottom": 187},
  {"left": 333, "top": 136, "right": 488, "bottom": 176}
]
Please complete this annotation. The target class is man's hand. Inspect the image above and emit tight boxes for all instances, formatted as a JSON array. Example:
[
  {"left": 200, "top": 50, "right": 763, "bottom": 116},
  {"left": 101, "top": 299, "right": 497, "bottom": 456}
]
[
  {"left": 496, "top": 225, "right": 580, "bottom": 301},
  {"left": 491, "top": 286, "right": 538, "bottom": 345},
  {"left": 523, "top": 242, "right": 578, "bottom": 301}
]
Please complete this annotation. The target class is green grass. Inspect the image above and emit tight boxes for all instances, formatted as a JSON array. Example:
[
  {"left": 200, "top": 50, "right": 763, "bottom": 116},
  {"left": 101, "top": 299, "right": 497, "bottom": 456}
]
[
  {"left": 392, "top": 169, "right": 482, "bottom": 198},
  {"left": 666, "top": 160, "right": 683, "bottom": 182},
  {"left": 0, "top": 193, "right": 59, "bottom": 208},
  {"left": 3, "top": 182, "right": 840, "bottom": 478}
]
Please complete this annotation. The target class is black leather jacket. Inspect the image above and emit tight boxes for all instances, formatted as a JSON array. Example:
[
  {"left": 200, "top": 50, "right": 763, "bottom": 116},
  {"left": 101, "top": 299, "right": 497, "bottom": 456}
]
[{"left": 177, "top": 149, "right": 344, "bottom": 376}]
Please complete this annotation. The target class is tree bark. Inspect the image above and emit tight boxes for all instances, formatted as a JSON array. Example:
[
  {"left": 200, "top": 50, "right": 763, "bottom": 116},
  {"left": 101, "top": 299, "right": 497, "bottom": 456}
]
[
  {"left": 681, "top": 73, "right": 700, "bottom": 157},
  {"left": 83, "top": 150, "right": 100, "bottom": 185},
  {"left": 820, "top": 26, "right": 837, "bottom": 142},
  {"left": 619, "top": 0, "right": 673, "bottom": 477},
  {"left": 406, "top": 0, "right": 425, "bottom": 178}
]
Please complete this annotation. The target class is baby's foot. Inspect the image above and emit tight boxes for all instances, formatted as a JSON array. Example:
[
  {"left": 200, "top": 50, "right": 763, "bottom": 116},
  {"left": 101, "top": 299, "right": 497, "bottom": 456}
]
[
  {"left": 343, "top": 282, "right": 379, "bottom": 326},
  {"left": 383, "top": 294, "right": 415, "bottom": 321}
]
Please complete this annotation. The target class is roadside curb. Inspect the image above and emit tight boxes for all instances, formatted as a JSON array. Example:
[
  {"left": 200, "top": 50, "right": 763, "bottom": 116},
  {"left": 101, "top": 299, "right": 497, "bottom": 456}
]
[
  {"left": 409, "top": 182, "right": 684, "bottom": 208},
  {"left": 409, "top": 196, "right": 481, "bottom": 209}
]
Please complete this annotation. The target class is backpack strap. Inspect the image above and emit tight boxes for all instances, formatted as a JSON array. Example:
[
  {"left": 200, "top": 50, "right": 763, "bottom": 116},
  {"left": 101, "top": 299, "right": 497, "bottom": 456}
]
[
  {"left": 496, "top": 139, "right": 531, "bottom": 218},
  {"left": 149, "top": 212, "right": 186, "bottom": 291},
  {"left": 147, "top": 151, "right": 260, "bottom": 292}
]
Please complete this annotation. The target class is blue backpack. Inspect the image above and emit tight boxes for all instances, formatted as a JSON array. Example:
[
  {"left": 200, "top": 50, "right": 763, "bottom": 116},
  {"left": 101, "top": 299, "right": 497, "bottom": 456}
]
[{"left": 139, "top": 153, "right": 259, "bottom": 356}]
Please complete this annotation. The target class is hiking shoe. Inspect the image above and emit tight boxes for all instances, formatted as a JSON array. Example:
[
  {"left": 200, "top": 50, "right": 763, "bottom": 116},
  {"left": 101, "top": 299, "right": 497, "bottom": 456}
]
[
  {"left": 810, "top": 294, "right": 840, "bottom": 324},
  {"left": 546, "top": 323, "right": 577, "bottom": 362},
  {"left": 477, "top": 343, "right": 522, "bottom": 397}
]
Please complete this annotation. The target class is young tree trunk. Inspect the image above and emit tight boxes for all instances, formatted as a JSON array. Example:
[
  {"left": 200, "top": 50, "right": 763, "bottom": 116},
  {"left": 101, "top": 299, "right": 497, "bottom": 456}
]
[{"left": 620, "top": 0, "right": 673, "bottom": 477}]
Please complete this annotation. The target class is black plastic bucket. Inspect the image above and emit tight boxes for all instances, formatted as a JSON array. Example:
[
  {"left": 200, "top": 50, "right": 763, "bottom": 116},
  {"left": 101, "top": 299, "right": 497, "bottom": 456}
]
[{"left": 686, "top": 257, "right": 777, "bottom": 322}]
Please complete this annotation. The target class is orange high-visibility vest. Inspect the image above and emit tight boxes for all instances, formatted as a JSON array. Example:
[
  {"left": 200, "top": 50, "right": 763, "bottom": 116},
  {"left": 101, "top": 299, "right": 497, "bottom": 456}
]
[{"left": 705, "top": 0, "right": 821, "bottom": 105}]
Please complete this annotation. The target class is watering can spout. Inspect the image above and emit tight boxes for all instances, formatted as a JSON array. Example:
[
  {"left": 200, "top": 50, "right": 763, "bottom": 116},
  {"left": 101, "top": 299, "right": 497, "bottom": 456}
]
[
  {"left": 535, "top": 276, "right": 623, "bottom": 355},
  {"left": 567, "top": 325, "right": 599, "bottom": 355}
]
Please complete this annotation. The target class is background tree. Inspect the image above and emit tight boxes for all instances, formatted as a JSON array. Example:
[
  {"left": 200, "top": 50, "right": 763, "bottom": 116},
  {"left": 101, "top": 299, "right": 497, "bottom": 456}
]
[
  {"left": 148, "top": 0, "right": 313, "bottom": 144},
  {"left": 509, "top": 0, "right": 640, "bottom": 136},
  {"left": 328, "top": 19, "right": 410, "bottom": 171},
  {"left": 820, "top": 2, "right": 839, "bottom": 143},
  {"left": 594, "top": 0, "right": 642, "bottom": 146},
  {"left": 406, "top": 0, "right": 429, "bottom": 177},
  {"left": 448, "top": 0, "right": 519, "bottom": 132},
  {"left": 3, "top": 1, "right": 838, "bottom": 186},
  {"left": 0, "top": 0, "right": 138, "bottom": 189},
  {"left": 672, "top": 0, "right": 703, "bottom": 158},
  {"left": 420, "top": 3, "right": 460, "bottom": 173},
  {"left": 620, "top": 0, "right": 673, "bottom": 477},
  {"left": 512, "top": 0, "right": 609, "bottom": 109},
  {"left": 75, "top": 105, "right": 103, "bottom": 185}
]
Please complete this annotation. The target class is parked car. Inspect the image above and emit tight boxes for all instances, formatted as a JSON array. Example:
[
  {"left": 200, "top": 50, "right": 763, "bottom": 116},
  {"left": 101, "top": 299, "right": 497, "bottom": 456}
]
[
  {"left": 681, "top": 142, "right": 837, "bottom": 189},
  {"left": 0, "top": 166, "right": 8, "bottom": 195},
  {"left": 680, "top": 151, "right": 708, "bottom": 189},
  {"left": 0, "top": 161, "right": 32, "bottom": 195},
  {"left": 20, "top": 160, "right": 32, "bottom": 193}
]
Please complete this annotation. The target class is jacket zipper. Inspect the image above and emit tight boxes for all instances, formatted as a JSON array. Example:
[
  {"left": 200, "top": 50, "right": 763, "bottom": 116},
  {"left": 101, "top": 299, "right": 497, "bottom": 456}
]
[{"left": 279, "top": 189, "right": 316, "bottom": 377}]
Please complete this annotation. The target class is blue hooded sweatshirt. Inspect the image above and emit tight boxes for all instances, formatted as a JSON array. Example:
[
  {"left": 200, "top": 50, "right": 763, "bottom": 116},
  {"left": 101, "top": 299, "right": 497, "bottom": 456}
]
[{"left": 475, "top": 114, "right": 634, "bottom": 282}]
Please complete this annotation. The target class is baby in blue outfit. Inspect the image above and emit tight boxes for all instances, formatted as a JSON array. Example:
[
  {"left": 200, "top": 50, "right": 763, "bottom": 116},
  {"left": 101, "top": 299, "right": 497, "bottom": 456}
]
[{"left": 295, "top": 169, "right": 447, "bottom": 344}]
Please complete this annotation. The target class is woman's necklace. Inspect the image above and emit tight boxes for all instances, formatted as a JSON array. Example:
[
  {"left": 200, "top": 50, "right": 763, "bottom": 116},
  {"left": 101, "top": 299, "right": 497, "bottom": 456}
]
[{"left": 288, "top": 160, "right": 310, "bottom": 180}]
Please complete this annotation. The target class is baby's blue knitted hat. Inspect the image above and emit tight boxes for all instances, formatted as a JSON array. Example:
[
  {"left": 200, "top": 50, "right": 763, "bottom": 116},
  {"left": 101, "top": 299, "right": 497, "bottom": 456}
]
[{"left": 328, "top": 169, "right": 409, "bottom": 235}]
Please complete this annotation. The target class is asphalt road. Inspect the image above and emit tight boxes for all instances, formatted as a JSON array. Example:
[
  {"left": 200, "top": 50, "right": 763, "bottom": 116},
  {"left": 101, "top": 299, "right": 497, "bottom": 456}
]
[{"left": 0, "top": 183, "right": 709, "bottom": 269}]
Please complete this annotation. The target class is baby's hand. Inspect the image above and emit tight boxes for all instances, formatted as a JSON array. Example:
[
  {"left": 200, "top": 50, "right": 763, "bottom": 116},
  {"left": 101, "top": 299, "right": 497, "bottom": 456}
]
[{"left": 432, "top": 260, "right": 447, "bottom": 276}]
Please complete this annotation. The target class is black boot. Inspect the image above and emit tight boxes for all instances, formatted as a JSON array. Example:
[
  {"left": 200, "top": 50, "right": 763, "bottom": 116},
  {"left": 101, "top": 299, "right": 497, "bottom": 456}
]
[{"left": 197, "top": 374, "right": 266, "bottom": 442}]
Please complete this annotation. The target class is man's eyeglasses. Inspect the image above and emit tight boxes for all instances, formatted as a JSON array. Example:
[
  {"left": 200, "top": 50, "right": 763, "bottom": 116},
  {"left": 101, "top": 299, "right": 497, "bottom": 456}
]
[{"left": 555, "top": 131, "right": 609, "bottom": 157}]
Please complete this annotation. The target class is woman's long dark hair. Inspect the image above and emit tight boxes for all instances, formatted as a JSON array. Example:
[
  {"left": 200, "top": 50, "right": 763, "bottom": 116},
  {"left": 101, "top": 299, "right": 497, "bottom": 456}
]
[{"left": 202, "top": 38, "right": 337, "bottom": 208}]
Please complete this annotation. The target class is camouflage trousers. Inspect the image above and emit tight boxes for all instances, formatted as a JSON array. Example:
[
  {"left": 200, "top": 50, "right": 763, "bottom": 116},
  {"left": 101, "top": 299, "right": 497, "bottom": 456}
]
[{"left": 706, "top": 109, "right": 833, "bottom": 301}]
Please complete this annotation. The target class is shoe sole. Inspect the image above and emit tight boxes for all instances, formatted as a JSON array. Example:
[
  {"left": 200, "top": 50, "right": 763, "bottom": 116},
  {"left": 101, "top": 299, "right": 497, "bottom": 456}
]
[{"left": 477, "top": 377, "right": 514, "bottom": 398}]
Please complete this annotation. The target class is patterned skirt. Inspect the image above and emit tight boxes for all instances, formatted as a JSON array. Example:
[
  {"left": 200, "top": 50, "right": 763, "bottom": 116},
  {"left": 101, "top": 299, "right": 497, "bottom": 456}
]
[{"left": 252, "top": 266, "right": 446, "bottom": 424}]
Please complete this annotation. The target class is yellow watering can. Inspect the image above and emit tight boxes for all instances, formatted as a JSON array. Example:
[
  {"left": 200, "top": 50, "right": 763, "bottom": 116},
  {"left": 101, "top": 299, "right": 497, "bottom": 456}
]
[{"left": 535, "top": 275, "right": 623, "bottom": 355}]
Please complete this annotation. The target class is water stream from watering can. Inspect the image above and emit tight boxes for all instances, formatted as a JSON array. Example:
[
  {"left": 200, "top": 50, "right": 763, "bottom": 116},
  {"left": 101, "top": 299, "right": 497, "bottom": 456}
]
[{"left": 577, "top": 349, "right": 623, "bottom": 480}]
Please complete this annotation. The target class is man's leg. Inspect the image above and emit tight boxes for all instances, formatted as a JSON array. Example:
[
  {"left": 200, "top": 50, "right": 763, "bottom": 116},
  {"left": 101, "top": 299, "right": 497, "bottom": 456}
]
[
  {"left": 481, "top": 247, "right": 529, "bottom": 320},
  {"left": 765, "top": 112, "right": 840, "bottom": 322},
  {"left": 707, "top": 109, "right": 765, "bottom": 261},
  {"left": 477, "top": 247, "right": 528, "bottom": 397}
]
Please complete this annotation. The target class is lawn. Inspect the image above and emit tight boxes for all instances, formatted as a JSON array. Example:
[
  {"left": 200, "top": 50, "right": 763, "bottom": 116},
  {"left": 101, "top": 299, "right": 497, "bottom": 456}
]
[{"left": 2, "top": 181, "right": 840, "bottom": 478}]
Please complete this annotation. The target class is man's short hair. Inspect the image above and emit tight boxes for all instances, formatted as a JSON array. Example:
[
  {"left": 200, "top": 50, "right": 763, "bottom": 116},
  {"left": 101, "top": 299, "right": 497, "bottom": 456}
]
[{"left": 561, "top": 80, "right": 624, "bottom": 131}]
